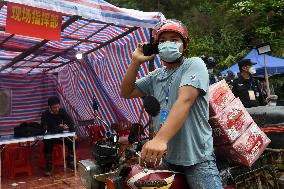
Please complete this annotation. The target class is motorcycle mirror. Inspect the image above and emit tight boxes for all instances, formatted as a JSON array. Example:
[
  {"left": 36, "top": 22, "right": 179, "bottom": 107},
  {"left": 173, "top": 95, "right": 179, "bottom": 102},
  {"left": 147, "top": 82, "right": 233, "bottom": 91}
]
[
  {"left": 143, "top": 95, "right": 160, "bottom": 117},
  {"left": 93, "top": 97, "right": 99, "bottom": 112}
]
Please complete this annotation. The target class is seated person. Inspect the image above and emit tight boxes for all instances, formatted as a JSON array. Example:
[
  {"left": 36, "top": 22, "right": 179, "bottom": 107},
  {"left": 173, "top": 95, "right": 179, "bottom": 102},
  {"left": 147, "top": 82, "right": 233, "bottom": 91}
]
[{"left": 41, "top": 96, "right": 75, "bottom": 176}]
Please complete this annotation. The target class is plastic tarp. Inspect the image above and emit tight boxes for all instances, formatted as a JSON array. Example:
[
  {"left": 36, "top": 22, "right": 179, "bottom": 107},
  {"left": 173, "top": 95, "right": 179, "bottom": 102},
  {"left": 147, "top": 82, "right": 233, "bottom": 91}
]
[
  {"left": 6, "top": 0, "right": 165, "bottom": 29},
  {"left": 0, "top": 0, "right": 164, "bottom": 135},
  {"left": 0, "top": 0, "right": 165, "bottom": 74},
  {"left": 222, "top": 49, "right": 284, "bottom": 77}
]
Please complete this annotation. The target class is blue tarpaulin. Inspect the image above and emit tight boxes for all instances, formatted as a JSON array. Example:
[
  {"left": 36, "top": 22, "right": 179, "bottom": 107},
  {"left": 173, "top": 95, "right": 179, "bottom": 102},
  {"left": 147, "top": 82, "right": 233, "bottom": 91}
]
[{"left": 222, "top": 49, "right": 284, "bottom": 77}]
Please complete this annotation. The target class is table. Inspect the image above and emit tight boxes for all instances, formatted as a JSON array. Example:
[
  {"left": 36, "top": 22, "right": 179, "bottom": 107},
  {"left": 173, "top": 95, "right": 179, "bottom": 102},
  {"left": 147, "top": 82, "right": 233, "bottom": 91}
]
[{"left": 0, "top": 132, "right": 76, "bottom": 188}]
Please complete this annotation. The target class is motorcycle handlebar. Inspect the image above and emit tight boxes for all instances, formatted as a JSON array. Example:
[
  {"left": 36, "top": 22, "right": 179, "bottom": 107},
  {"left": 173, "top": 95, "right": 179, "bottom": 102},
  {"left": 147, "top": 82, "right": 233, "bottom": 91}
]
[{"left": 113, "top": 140, "right": 149, "bottom": 170}]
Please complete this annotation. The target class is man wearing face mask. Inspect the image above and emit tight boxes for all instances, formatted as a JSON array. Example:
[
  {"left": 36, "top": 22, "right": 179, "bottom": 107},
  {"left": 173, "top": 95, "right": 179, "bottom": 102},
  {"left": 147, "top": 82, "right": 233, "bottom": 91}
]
[
  {"left": 232, "top": 59, "right": 265, "bottom": 108},
  {"left": 120, "top": 19, "right": 223, "bottom": 188}
]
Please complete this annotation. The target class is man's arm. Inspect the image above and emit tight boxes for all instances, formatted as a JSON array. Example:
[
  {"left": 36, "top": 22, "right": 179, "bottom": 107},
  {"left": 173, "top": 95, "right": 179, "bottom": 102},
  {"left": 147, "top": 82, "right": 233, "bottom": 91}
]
[
  {"left": 41, "top": 111, "right": 48, "bottom": 132},
  {"left": 62, "top": 110, "right": 75, "bottom": 132},
  {"left": 120, "top": 44, "right": 155, "bottom": 99},
  {"left": 120, "top": 59, "right": 145, "bottom": 98},
  {"left": 141, "top": 85, "right": 200, "bottom": 164}
]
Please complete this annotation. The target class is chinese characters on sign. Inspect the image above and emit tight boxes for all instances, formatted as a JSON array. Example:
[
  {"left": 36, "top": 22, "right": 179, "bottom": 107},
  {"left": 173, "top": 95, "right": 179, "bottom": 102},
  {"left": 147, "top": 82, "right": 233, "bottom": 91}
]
[
  {"left": 10, "top": 5, "right": 59, "bottom": 28},
  {"left": 6, "top": 2, "right": 62, "bottom": 41}
]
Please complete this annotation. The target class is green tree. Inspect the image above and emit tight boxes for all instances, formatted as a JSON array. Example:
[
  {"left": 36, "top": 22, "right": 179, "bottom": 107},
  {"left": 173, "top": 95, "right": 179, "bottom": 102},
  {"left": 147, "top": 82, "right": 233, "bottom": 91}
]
[{"left": 106, "top": 0, "right": 284, "bottom": 69}]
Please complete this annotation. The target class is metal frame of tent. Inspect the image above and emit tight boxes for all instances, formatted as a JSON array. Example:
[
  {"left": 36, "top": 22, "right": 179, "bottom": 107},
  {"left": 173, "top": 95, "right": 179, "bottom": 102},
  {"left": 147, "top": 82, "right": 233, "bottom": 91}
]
[
  {"left": 0, "top": 1, "right": 142, "bottom": 74},
  {"left": 0, "top": 0, "right": 165, "bottom": 136}
]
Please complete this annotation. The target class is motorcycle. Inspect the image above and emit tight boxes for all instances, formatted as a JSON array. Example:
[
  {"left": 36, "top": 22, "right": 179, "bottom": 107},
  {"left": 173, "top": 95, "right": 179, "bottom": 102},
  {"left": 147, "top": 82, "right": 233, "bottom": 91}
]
[
  {"left": 78, "top": 95, "right": 190, "bottom": 189},
  {"left": 78, "top": 96, "right": 284, "bottom": 189}
]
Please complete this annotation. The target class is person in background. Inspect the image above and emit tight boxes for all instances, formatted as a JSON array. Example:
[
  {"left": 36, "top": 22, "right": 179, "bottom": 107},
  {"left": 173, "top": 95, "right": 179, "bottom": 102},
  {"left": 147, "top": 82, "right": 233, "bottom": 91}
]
[
  {"left": 225, "top": 70, "right": 237, "bottom": 89},
  {"left": 232, "top": 59, "right": 265, "bottom": 108},
  {"left": 41, "top": 96, "right": 75, "bottom": 176},
  {"left": 120, "top": 19, "right": 223, "bottom": 188},
  {"left": 201, "top": 55, "right": 220, "bottom": 85}
]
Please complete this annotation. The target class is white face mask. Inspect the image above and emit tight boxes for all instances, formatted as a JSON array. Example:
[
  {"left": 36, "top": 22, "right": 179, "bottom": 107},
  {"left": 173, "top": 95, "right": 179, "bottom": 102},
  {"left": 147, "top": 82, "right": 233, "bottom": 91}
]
[
  {"left": 158, "top": 41, "right": 182, "bottom": 63},
  {"left": 249, "top": 66, "right": 256, "bottom": 74}
]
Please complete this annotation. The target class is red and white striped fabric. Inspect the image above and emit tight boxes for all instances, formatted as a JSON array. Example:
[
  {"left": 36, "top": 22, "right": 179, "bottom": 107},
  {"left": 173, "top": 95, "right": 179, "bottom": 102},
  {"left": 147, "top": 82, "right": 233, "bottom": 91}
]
[
  {"left": 0, "top": 0, "right": 165, "bottom": 136},
  {"left": 0, "top": 74, "right": 57, "bottom": 135},
  {"left": 57, "top": 28, "right": 162, "bottom": 136}
]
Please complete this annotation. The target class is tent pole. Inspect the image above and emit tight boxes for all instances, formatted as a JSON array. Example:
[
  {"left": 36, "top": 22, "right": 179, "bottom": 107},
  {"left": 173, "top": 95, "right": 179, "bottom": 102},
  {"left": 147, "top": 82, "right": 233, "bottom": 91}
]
[
  {"left": 44, "top": 26, "right": 139, "bottom": 72},
  {"left": 0, "top": 15, "right": 79, "bottom": 73},
  {"left": 264, "top": 54, "right": 270, "bottom": 96}
]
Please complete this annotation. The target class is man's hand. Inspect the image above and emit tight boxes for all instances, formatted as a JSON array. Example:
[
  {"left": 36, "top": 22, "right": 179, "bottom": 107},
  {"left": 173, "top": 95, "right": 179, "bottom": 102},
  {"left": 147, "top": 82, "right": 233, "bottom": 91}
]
[
  {"left": 132, "top": 43, "right": 155, "bottom": 65},
  {"left": 120, "top": 43, "right": 155, "bottom": 99},
  {"left": 140, "top": 138, "right": 167, "bottom": 167},
  {"left": 265, "top": 94, "right": 278, "bottom": 104},
  {"left": 59, "top": 124, "right": 68, "bottom": 130}
]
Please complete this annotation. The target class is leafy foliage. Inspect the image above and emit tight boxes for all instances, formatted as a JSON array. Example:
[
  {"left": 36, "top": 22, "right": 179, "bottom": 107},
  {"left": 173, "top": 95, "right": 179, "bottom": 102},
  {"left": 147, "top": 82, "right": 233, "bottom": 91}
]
[{"left": 107, "top": 0, "right": 283, "bottom": 70}]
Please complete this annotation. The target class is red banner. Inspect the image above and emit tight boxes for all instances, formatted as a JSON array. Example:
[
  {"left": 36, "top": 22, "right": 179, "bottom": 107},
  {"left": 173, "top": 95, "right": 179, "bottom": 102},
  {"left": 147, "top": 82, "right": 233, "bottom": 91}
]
[{"left": 6, "top": 2, "right": 62, "bottom": 41}]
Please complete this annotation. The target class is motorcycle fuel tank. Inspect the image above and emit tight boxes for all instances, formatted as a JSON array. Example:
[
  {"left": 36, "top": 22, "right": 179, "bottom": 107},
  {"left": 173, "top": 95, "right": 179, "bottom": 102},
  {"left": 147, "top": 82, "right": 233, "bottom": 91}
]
[{"left": 125, "top": 165, "right": 190, "bottom": 189}]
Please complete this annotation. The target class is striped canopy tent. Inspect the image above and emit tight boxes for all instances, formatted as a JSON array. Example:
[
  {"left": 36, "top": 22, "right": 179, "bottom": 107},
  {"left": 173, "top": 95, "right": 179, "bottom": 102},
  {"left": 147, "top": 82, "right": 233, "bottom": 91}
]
[{"left": 0, "top": 0, "right": 165, "bottom": 136}]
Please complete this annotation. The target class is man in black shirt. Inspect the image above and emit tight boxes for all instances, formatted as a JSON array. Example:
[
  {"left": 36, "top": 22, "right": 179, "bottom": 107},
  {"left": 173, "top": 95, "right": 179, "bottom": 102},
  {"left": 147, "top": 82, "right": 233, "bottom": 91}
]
[
  {"left": 232, "top": 59, "right": 265, "bottom": 108},
  {"left": 41, "top": 96, "right": 75, "bottom": 176}
]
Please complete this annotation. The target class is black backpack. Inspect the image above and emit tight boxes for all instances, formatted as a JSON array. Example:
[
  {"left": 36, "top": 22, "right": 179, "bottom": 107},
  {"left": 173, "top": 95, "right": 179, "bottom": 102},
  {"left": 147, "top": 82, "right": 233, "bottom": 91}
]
[{"left": 14, "top": 122, "right": 45, "bottom": 138}]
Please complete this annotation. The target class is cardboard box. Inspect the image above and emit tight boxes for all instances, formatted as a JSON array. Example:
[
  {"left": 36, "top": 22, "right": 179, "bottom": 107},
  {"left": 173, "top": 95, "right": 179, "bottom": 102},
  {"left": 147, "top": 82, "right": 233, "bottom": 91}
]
[
  {"left": 210, "top": 98, "right": 253, "bottom": 145},
  {"left": 215, "top": 123, "right": 271, "bottom": 167},
  {"left": 209, "top": 80, "right": 235, "bottom": 116}
]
